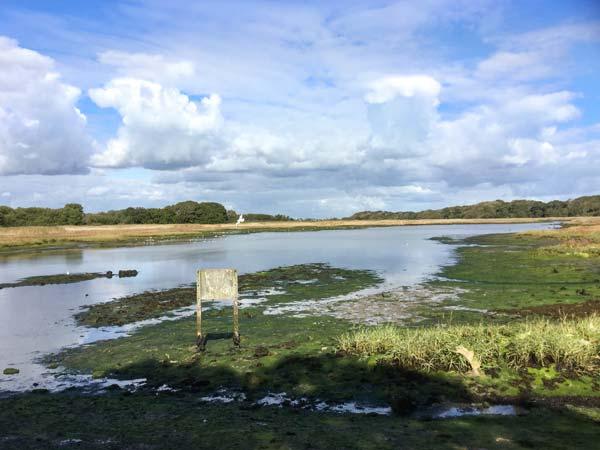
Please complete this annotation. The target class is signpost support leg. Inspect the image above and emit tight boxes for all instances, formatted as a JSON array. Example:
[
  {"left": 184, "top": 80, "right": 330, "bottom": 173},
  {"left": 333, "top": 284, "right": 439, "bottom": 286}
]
[
  {"left": 232, "top": 295, "right": 240, "bottom": 346},
  {"left": 196, "top": 290, "right": 206, "bottom": 352}
]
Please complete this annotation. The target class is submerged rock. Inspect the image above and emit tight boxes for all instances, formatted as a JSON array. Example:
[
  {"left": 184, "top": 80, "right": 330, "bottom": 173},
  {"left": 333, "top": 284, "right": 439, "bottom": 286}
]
[
  {"left": 118, "top": 269, "right": 138, "bottom": 278},
  {"left": 3, "top": 368, "right": 19, "bottom": 375}
]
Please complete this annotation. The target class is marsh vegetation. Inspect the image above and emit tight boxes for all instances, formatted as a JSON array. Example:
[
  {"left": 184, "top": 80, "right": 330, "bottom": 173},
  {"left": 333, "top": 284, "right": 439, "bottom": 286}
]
[{"left": 337, "top": 316, "right": 599, "bottom": 373}]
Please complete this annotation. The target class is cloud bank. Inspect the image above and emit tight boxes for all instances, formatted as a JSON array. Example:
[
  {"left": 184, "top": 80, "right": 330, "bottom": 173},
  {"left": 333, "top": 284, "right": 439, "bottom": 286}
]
[
  {"left": 84, "top": 67, "right": 594, "bottom": 210},
  {"left": 0, "top": 37, "right": 92, "bottom": 175}
]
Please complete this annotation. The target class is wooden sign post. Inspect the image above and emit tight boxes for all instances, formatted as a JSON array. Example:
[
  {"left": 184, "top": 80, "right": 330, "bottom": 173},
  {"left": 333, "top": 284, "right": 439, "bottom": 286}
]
[{"left": 196, "top": 268, "right": 240, "bottom": 351}]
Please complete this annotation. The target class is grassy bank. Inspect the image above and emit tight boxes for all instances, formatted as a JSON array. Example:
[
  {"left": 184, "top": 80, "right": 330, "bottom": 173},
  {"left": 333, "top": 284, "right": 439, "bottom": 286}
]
[
  {"left": 0, "top": 217, "right": 578, "bottom": 253},
  {"left": 526, "top": 222, "right": 600, "bottom": 257},
  {"left": 421, "top": 231, "right": 600, "bottom": 322},
  {"left": 337, "top": 316, "right": 599, "bottom": 373}
]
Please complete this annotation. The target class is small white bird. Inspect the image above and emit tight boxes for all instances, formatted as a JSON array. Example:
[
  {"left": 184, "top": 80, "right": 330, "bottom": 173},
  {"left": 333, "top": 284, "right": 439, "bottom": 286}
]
[{"left": 235, "top": 214, "right": 245, "bottom": 226}]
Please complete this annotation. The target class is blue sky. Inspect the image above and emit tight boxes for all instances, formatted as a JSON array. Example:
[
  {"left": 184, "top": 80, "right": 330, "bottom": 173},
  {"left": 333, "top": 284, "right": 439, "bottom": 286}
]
[{"left": 0, "top": 0, "right": 599, "bottom": 217}]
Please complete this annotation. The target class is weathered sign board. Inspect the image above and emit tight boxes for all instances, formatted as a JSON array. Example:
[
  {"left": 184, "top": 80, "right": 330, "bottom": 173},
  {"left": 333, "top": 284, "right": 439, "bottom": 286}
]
[
  {"left": 196, "top": 268, "right": 240, "bottom": 350},
  {"left": 198, "top": 269, "right": 238, "bottom": 301}
]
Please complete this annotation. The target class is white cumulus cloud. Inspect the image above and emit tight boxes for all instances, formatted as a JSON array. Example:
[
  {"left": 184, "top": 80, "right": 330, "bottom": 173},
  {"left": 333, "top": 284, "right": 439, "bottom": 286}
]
[
  {"left": 428, "top": 91, "right": 581, "bottom": 186},
  {"left": 89, "top": 76, "right": 363, "bottom": 174},
  {"left": 361, "top": 74, "right": 587, "bottom": 190},
  {"left": 89, "top": 78, "right": 224, "bottom": 169},
  {"left": 0, "top": 36, "right": 92, "bottom": 175}
]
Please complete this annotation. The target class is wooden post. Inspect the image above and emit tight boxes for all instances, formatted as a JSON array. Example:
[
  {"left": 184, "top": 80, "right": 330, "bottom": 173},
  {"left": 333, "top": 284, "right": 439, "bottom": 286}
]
[
  {"left": 232, "top": 296, "right": 240, "bottom": 346},
  {"left": 196, "top": 281, "right": 207, "bottom": 351}
]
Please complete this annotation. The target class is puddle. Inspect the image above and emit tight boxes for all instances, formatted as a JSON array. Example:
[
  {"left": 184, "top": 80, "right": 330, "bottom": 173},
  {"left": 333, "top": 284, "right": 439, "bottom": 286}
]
[
  {"left": 200, "top": 389, "right": 247, "bottom": 403},
  {"left": 422, "top": 404, "right": 526, "bottom": 419},
  {"left": 256, "top": 393, "right": 392, "bottom": 415},
  {"left": 156, "top": 384, "right": 179, "bottom": 393},
  {"left": 199, "top": 389, "right": 392, "bottom": 415},
  {"left": 238, "top": 296, "right": 268, "bottom": 306},
  {"left": 256, "top": 392, "right": 299, "bottom": 406},
  {"left": 194, "top": 389, "right": 526, "bottom": 419},
  {"left": 0, "top": 373, "right": 147, "bottom": 398},
  {"left": 314, "top": 401, "right": 392, "bottom": 415}
]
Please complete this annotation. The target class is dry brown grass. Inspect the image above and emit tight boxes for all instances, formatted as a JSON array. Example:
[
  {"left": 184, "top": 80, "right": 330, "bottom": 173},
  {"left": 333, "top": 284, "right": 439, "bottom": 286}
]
[
  {"left": 522, "top": 217, "right": 600, "bottom": 257},
  {"left": 0, "top": 217, "right": 580, "bottom": 250}
]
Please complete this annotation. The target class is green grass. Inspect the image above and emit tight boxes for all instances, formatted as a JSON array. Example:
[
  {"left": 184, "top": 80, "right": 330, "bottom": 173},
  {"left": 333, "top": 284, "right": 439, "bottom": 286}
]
[
  {"left": 428, "top": 233, "right": 600, "bottom": 314},
  {"left": 337, "top": 315, "right": 600, "bottom": 374},
  {"left": 1, "top": 392, "right": 598, "bottom": 450}
]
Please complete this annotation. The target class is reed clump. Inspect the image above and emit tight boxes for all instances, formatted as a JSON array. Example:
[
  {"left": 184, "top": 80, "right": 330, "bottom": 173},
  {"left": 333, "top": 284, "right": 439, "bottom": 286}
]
[
  {"left": 337, "top": 315, "right": 599, "bottom": 374},
  {"left": 525, "top": 223, "right": 600, "bottom": 257}
]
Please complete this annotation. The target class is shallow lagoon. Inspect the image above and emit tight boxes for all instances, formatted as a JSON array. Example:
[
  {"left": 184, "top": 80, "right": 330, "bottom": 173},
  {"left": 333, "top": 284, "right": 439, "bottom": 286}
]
[{"left": 0, "top": 222, "right": 556, "bottom": 392}]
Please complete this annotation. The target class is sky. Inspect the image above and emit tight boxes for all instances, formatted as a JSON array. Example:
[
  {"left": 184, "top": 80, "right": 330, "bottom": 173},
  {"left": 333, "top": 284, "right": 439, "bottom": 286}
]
[{"left": 0, "top": 0, "right": 599, "bottom": 218}]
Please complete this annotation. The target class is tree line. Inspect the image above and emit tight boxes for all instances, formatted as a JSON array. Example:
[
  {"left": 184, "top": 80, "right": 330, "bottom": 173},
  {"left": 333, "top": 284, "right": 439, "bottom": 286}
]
[
  {"left": 0, "top": 201, "right": 293, "bottom": 227},
  {"left": 346, "top": 195, "right": 600, "bottom": 220},
  {"left": 0, "top": 203, "right": 86, "bottom": 227},
  {"left": 2, "top": 195, "right": 599, "bottom": 227}
]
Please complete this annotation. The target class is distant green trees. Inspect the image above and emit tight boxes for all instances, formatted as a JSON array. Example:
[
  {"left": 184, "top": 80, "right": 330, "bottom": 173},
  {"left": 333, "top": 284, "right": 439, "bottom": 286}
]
[
  {"left": 84, "top": 201, "right": 228, "bottom": 225},
  {"left": 225, "top": 211, "right": 293, "bottom": 223},
  {"left": 347, "top": 195, "right": 600, "bottom": 220},
  {"left": 0, "top": 204, "right": 84, "bottom": 226},
  {"left": 2, "top": 195, "right": 599, "bottom": 227},
  {"left": 0, "top": 199, "right": 291, "bottom": 227},
  {"left": 242, "top": 213, "right": 293, "bottom": 222},
  {"left": 166, "top": 201, "right": 228, "bottom": 224},
  {"left": 62, "top": 203, "right": 85, "bottom": 225},
  {"left": 0, "top": 201, "right": 228, "bottom": 227}
]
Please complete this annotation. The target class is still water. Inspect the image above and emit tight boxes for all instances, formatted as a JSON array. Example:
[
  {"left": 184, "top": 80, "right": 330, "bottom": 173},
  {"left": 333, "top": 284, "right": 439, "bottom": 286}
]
[{"left": 0, "top": 223, "right": 556, "bottom": 392}]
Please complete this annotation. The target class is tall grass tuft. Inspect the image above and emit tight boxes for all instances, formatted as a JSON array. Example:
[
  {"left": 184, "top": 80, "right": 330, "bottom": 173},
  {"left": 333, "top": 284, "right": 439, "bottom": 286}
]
[{"left": 337, "top": 315, "right": 599, "bottom": 373}]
